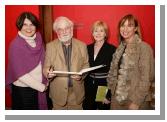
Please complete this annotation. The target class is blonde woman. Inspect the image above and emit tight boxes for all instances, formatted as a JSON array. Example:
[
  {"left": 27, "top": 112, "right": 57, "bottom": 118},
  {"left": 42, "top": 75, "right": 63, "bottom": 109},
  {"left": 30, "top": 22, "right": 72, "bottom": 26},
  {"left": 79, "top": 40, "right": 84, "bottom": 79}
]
[{"left": 83, "top": 21, "right": 116, "bottom": 110}]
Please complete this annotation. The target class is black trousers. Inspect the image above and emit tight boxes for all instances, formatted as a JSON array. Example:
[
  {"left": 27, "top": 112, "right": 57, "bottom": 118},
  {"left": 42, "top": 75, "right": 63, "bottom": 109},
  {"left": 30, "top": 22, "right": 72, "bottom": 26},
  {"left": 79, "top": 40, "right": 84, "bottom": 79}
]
[
  {"left": 12, "top": 84, "right": 38, "bottom": 110},
  {"left": 83, "top": 77, "right": 110, "bottom": 110}
]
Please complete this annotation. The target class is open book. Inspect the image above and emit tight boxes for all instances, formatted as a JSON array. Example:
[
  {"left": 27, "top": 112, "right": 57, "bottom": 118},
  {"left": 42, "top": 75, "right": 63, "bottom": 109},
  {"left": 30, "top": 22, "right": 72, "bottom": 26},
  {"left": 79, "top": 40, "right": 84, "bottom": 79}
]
[{"left": 52, "top": 65, "right": 106, "bottom": 75}]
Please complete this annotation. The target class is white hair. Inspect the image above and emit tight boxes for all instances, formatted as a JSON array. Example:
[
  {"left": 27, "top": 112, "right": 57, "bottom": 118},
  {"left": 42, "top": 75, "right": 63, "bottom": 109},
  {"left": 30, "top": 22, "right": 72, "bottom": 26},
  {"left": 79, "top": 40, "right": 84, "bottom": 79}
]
[{"left": 53, "top": 16, "right": 74, "bottom": 32}]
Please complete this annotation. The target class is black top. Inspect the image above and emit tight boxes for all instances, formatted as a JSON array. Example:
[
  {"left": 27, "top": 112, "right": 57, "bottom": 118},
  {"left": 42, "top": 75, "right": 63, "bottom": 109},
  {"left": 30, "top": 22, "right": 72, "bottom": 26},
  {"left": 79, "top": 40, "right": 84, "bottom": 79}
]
[
  {"left": 83, "top": 42, "right": 116, "bottom": 109},
  {"left": 87, "top": 42, "right": 116, "bottom": 74}
]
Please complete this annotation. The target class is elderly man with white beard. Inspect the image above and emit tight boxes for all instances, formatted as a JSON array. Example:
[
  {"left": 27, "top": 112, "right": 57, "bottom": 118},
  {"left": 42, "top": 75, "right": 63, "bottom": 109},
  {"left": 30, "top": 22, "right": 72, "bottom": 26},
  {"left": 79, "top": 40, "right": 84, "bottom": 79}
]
[{"left": 43, "top": 16, "right": 89, "bottom": 110}]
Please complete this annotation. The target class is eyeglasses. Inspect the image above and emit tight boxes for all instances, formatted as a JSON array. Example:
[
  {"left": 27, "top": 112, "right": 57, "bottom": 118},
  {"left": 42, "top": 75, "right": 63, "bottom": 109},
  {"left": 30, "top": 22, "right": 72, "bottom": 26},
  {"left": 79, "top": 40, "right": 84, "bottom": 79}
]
[{"left": 57, "top": 26, "right": 72, "bottom": 34}]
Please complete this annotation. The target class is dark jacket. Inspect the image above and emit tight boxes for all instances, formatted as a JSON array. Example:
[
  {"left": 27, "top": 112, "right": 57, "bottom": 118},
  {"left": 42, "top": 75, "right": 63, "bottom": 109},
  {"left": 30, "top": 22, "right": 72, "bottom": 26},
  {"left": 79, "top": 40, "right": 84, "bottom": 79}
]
[
  {"left": 83, "top": 42, "right": 116, "bottom": 109},
  {"left": 87, "top": 42, "right": 116, "bottom": 74}
]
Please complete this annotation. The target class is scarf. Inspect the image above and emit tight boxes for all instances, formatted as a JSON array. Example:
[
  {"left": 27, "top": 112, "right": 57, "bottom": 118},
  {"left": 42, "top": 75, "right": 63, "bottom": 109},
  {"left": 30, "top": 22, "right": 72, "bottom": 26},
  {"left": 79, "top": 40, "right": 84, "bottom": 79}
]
[
  {"left": 6, "top": 32, "right": 48, "bottom": 110},
  {"left": 18, "top": 31, "right": 36, "bottom": 47}
]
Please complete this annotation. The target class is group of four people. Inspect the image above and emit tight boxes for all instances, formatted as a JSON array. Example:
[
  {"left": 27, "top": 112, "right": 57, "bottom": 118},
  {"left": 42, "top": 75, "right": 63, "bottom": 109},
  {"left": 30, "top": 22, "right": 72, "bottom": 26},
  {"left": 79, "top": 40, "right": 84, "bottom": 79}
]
[{"left": 6, "top": 12, "right": 154, "bottom": 110}]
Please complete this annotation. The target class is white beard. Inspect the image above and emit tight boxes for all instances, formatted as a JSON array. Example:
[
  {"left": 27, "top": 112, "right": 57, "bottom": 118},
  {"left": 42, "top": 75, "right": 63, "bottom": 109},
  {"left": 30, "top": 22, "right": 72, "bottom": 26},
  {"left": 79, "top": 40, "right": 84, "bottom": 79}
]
[{"left": 59, "top": 34, "right": 73, "bottom": 43}]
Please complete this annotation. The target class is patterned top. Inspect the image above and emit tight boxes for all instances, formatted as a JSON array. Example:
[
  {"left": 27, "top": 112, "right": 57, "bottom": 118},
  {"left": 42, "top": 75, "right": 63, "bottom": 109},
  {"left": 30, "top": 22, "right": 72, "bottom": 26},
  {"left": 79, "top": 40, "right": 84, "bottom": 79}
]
[{"left": 107, "top": 34, "right": 154, "bottom": 106}]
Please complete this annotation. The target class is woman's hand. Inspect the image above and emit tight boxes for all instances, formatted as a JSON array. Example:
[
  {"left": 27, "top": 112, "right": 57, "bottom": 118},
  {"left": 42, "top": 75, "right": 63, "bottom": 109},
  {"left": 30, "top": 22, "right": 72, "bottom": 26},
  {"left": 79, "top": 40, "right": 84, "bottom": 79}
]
[
  {"left": 43, "top": 85, "right": 48, "bottom": 92},
  {"left": 128, "top": 102, "right": 139, "bottom": 110},
  {"left": 102, "top": 98, "right": 111, "bottom": 104}
]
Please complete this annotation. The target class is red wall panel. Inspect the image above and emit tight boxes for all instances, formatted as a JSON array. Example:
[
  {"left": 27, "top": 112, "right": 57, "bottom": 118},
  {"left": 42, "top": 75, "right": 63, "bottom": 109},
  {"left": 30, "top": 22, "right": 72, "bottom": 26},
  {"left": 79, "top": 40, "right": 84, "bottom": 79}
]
[{"left": 53, "top": 5, "right": 155, "bottom": 50}]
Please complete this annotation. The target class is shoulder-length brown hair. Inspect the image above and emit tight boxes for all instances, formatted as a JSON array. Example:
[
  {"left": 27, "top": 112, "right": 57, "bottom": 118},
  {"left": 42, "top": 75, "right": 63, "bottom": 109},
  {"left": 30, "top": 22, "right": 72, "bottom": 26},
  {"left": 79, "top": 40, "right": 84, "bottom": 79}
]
[{"left": 118, "top": 14, "right": 142, "bottom": 43}]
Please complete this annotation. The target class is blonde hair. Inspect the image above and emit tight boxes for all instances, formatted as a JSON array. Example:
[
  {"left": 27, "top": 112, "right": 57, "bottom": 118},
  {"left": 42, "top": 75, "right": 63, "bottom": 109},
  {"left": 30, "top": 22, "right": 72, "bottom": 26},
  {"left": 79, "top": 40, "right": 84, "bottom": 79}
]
[
  {"left": 92, "top": 20, "right": 108, "bottom": 41},
  {"left": 53, "top": 16, "right": 74, "bottom": 32},
  {"left": 118, "top": 14, "right": 142, "bottom": 43}
]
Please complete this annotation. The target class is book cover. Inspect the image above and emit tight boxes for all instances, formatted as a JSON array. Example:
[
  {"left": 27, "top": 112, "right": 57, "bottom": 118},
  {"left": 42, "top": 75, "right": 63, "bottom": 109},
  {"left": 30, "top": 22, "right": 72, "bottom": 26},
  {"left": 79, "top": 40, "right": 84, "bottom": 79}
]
[{"left": 95, "top": 86, "right": 108, "bottom": 102}]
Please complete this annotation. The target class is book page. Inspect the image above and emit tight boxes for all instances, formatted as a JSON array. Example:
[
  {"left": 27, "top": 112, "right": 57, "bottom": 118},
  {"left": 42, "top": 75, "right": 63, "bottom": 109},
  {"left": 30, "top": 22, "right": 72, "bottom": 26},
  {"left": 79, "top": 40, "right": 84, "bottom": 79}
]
[
  {"left": 79, "top": 65, "right": 106, "bottom": 74},
  {"left": 52, "top": 65, "right": 105, "bottom": 75},
  {"left": 52, "top": 71, "right": 81, "bottom": 75}
]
